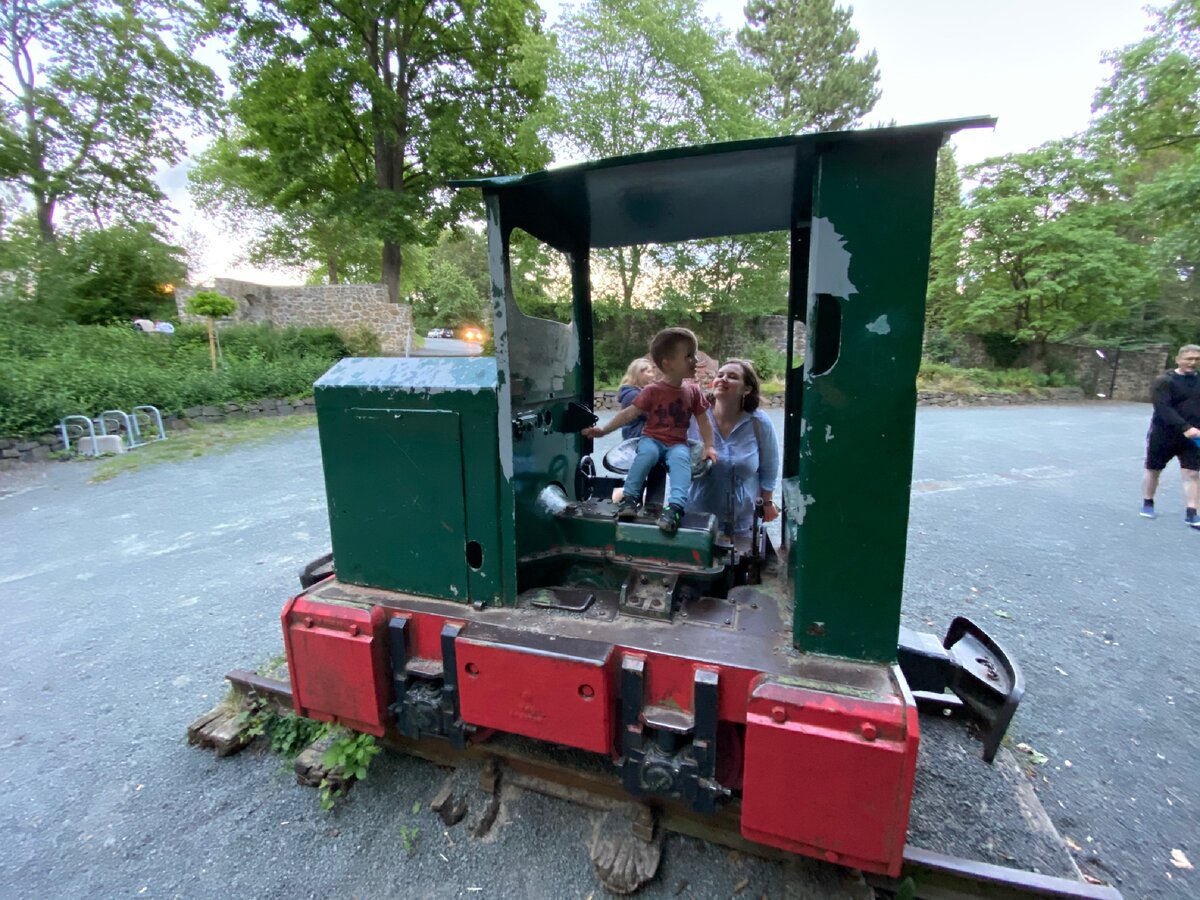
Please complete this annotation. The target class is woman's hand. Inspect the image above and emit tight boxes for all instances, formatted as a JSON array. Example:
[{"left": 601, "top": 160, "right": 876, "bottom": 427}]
[
  {"left": 703, "top": 445, "right": 719, "bottom": 464},
  {"left": 760, "top": 496, "right": 779, "bottom": 522},
  {"left": 582, "top": 425, "right": 604, "bottom": 438}
]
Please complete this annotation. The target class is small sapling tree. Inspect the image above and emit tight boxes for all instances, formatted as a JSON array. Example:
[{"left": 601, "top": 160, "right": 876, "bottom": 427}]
[{"left": 185, "top": 290, "right": 237, "bottom": 371}]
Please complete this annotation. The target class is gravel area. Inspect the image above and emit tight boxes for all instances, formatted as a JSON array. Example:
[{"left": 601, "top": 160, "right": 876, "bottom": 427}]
[{"left": 1, "top": 401, "right": 1193, "bottom": 898}]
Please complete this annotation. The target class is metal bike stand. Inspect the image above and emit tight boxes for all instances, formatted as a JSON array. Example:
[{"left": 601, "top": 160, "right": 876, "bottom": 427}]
[
  {"left": 97, "top": 409, "right": 139, "bottom": 449},
  {"left": 131, "top": 405, "right": 167, "bottom": 444},
  {"left": 59, "top": 415, "right": 100, "bottom": 457}
]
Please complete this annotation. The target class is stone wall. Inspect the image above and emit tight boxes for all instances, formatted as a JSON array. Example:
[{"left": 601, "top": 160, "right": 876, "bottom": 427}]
[{"left": 177, "top": 279, "right": 413, "bottom": 355}]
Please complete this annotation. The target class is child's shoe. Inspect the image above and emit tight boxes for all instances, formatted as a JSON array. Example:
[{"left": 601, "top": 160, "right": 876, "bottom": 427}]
[
  {"left": 657, "top": 503, "right": 684, "bottom": 534},
  {"left": 616, "top": 497, "right": 639, "bottom": 521}
]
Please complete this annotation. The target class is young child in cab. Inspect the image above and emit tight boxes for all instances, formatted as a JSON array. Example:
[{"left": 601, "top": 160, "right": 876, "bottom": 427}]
[
  {"left": 617, "top": 357, "right": 658, "bottom": 439},
  {"left": 583, "top": 328, "right": 718, "bottom": 534}
]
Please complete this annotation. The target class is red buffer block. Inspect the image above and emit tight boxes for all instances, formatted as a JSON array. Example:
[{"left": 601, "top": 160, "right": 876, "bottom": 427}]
[
  {"left": 740, "top": 673, "right": 919, "bottom": 877},
  {"left": 456, "top": 624, "right": 615, "bottom": 755},
  {"left": 282, "top": 595, "right": 391, "bottom": 736}
]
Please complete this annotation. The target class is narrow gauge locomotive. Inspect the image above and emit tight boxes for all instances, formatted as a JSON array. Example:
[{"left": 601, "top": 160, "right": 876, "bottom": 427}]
[{"left": 282, "top": 118, "right": 1021, "bottom": 878}]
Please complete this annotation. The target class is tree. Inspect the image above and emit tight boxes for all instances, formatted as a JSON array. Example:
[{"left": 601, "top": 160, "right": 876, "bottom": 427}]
[
  {"left": 946, "top": 140, "right": 1156, "bottom": 366},
  {"left": 738, "top": 0, "right": 880, "bottom": 133},
  {"left": 1091, "top": 0, "right": 1200, "bottom": 343},
  {"left": 185, "top": 290, "right": 236, "bottom": 371},
  {"left": 543, "top": 0, "right": 760, "bottom": 311},
  {"left": 926, "top": 144, "right": 964, "bottom": 330},
  {"left": 0, "top": 0, "right": 219, "bottom": 245},
  {"left": 209, "top": 0, "right": 551, "bottom": 302},
  {"left": 190, "top": 127, "right": 381, "bottom": 286}
]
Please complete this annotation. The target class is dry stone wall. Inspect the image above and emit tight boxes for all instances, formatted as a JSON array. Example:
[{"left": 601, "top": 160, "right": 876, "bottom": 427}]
[{"left": 176, "top": 278, "right": 413, "bottom": 355}]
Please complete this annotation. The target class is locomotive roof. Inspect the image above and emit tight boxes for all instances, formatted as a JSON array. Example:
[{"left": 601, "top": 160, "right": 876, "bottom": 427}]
[{"left": 451, "top": 117, "right": 994, "bottom": 251}]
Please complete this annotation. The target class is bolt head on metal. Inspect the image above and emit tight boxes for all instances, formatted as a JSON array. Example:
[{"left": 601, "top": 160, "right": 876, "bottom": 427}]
[
  {"left": 349, "top": 624, "right": 359, "bottom": 636},
  {"left": 860, "top": 722, "right": 877, "bottom": 741},
  {"left": 771, "top": 705, "right": 786, "bottom": 723},
  {"left": 303, "top": 616, "right": 314, "bottom": 628}
]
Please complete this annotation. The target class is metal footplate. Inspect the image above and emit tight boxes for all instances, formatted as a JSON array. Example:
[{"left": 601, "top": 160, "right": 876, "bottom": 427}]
[{"left": 898, "top": 616, "right": 1025, "bottom": 763}]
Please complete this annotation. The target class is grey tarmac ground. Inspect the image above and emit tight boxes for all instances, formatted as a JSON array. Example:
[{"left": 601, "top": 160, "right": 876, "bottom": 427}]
[{"left": 0, "top": 401, "right": 1195, "bottom": 899}]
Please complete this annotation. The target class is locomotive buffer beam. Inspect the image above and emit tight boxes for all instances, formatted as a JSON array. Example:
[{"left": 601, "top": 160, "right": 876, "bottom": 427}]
[{"left": 223, "top": 669, "right": 1117, "bottom": 900}]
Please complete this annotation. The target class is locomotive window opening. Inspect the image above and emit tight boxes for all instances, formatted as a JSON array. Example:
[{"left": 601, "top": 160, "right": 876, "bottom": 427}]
[
  {"left": 507, "top": 228, "right": 573, "bottom": 324},
  {"left": 809, "top": 294, "right": 841, "bottom": 377},
  {"left": 465, "top": 540, "right": 483, "bottom": 571},
  {"left": 586, "top": 232, "right": 789, "bottom": 390}
]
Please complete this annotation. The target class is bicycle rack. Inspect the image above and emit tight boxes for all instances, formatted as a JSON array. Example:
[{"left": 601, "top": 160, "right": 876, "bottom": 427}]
[
  {"left": 59, "top": 415, "right": 100, "bottom": 457},
  {"left": 131, "top": 405, "right": 167, "bottom": 445},
  {"left": 96, "top": 410, "right": 139, "bottom": 449}
]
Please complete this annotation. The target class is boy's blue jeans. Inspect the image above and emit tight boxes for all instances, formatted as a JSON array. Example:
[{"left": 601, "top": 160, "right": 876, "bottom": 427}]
[{"left": 623, "top": 437, "right": 691, "bottom": 509}]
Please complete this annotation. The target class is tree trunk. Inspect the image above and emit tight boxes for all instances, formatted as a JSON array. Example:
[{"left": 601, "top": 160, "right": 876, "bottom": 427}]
[
  {"left": 35, "top": 193, "right": 56, "bottom": 245},
  {"left": 1029, "top": 337, "right": 1048, "bottom": 374},
  {"left": 382, "top": 241, "right": 401, "bottom": 304},
  {"left": 326, "top": 254, "right": 340, "bottom": 284},
  {"left": 207, "top": 319, "right": 217, "bottom": 372}
]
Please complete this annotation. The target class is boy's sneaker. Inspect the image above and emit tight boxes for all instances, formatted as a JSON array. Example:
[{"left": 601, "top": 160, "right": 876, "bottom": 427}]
[
  {"left": 616, "top": 497, "right": 639, "bottom": 521},
  {"left": 1140, "top": 501, "right": 1157, "bottom": 519},
  {"left": 1187, "top": 513, "right": 1200, "bottom": 530},
  {"left": 657, "top": 503, "right": 684, "bottom": 534}
]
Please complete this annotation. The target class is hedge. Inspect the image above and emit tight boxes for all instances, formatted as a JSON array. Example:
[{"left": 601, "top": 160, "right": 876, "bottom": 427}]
[{"left": 0, "top": 320, "right": 359, "bottom": 437}]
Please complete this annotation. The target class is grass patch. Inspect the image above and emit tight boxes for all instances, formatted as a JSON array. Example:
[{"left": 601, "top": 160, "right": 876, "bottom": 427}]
[
  {"left": 89, "top": 413, "right": 315, "bottom": 483},
  {"left": 918, "top": 362, "right": 1075, "bottom": 395}
]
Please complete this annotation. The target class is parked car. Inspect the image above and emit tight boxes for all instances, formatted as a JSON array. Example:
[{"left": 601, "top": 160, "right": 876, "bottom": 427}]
[{"left": 426, "top": 327, "right": 455, "bottom": 338}]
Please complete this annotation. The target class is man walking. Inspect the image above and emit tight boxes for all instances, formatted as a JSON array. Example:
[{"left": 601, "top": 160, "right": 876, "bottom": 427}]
[{"left": 1141, "top": 345, "right": 1200, "bottom": 528}]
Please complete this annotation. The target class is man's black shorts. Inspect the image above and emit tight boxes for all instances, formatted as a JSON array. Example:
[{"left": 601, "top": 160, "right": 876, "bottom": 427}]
[{"left": 1145, "top": 426, "right": 1200, "bottom": 471}]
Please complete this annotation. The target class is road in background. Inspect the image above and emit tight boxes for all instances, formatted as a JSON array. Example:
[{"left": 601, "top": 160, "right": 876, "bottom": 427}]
[{"left": 1, "top": 401, "right": 1195, "bottom": 898}]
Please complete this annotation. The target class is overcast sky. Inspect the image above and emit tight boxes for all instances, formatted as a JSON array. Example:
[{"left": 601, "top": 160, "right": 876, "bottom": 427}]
[{"left": 175, "top": 0, "right": 1157, "bottom": 284}]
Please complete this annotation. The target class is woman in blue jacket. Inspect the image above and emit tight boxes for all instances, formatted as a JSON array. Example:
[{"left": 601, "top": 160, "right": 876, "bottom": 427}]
[{"left": 688, "top": 359, "right": 780, "bottom": 538}]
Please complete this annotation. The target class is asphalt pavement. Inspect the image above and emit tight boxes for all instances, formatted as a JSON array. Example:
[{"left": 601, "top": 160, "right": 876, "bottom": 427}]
[{"left": 0, "top": 400, "right": 1195, "bottom": 899}]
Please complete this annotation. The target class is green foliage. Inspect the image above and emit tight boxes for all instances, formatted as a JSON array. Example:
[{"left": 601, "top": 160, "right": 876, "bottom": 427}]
[
  {"left": 0, "top": 0, "right": 219, "bottom": 244},
  {"left": 343, "top": 325, "right": 382, "bottom": 357},
  {"left": 397, "top": 823, "right": 420, "bottom": 853},
  {"left": 745, "top": 343, "right": 786, "bottom": 381},
  {"left": 943, "top": 140, "right": 1157, "bottom": 364},
  {"left": 207, "top": 0, "right": 551, "bottom": 299},
  {"left": 185, "top": 290, "right": 237, "bottom": 320},
  {"left": 0, "top": 320, "right": 348, "bottom": 436},
  {"left": 542, "top": 0, "right": 759, "bottom": 309},
  {"left": 738, "top": 0, "right": 881, "bottom": 133},
  {"left": 1091, "top": 0, "right": 1200, "bottom": 343},
  {"left": 0, "top": 220, "right": 187, "bottom": 325},
  {"left": 319, "top": 732, "right": 381, "bottom": 811},
  {"left": 918, "top": 362, "right": 1075, "bottom": 393},
  {"left": 922, "top": 328, "right": 967, "bottom": 365},
  {"left": 926, "top": 145, "right": 965, "bottom": 329},
  {"left": 240, "top": 698, "right": 328, "bottom": 758}
]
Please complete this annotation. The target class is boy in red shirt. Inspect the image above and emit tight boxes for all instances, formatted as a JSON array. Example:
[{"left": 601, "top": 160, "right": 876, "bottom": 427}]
[{"left": 584, "top": 328, "right": 718, "bottom": 533}]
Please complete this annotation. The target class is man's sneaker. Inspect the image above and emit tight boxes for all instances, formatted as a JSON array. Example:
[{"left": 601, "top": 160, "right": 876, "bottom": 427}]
[
  {"left": 1187, "top": 513, "right": 1200, "bottom": 530},
  {"left": 616, "top": 497, "right": 639, "bottom": 521},
  {"left": 1140, "top": 502, "right": 1157, "bottom": 519},
  {"left": 658, "top": 503, "right": 684, "bottom": 534}
]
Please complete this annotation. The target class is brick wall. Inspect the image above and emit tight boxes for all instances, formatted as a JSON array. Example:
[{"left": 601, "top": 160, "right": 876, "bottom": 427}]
[{"left": 176, "top": 279, "right": 414, "bottom": 355}]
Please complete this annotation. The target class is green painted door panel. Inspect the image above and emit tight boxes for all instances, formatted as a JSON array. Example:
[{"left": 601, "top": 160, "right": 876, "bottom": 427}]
[{"left": 324, "top": 407, "right": 470, "bottom": 600}]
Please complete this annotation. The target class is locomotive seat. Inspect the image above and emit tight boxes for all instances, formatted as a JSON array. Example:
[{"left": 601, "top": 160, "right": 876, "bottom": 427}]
[{"left": 602, "top": 437, "right": 712, "bottom": 511}]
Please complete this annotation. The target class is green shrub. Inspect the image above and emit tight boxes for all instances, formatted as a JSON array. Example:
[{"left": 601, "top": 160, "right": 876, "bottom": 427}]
[
  {"left": 0, "top": 318, "right": 350, "bottom": 437},
  {"left": 918, "top": 361, "right": 1077, "bottom": 393},
  {"left": 744, "top": 343, "right": 786, "bottom": 381}
]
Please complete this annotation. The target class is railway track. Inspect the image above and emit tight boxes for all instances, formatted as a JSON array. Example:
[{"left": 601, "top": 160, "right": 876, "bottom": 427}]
[{"left": 226, "top": 669, "right": 1121, "bottom": 900}]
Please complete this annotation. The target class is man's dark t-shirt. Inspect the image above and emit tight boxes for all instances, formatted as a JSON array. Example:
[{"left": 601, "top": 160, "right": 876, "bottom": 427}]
[{"left": 1150, "top": 370, "right": 1200, "bottom": 432}]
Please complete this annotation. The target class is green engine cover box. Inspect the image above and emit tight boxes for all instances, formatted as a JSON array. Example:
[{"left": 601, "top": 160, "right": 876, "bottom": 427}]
[{"left": 314, "top": 357, "right": 504, "bottom": 604}]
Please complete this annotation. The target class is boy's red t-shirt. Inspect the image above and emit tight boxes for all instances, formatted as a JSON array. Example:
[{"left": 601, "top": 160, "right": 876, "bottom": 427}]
[{"left": 633, "top": 381, "right": 709, "bottom": 446}]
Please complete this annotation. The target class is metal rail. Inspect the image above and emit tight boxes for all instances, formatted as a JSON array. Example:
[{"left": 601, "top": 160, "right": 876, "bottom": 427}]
[{"left": 224, "top": 669, "right": 1121, "bottom": 900}]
